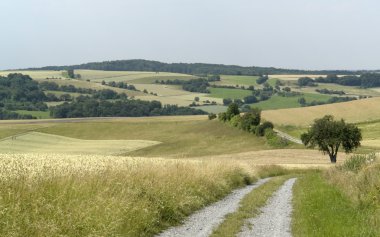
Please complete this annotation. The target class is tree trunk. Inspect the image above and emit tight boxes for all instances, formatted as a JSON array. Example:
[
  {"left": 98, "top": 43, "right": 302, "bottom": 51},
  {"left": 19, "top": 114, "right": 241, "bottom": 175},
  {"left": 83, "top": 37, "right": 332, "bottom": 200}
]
[{"left": 329, "top": 154, "right": 337, "bottom": 163}]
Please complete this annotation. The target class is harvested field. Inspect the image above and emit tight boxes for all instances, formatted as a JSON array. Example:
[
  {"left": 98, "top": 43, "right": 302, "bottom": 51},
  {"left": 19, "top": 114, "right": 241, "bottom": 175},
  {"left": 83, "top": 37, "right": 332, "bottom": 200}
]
[
  {"left": 262, "top": 97, "right": 380, "bottom": 126},
  {"left": 200, "top": 149, "right": 348, "bottom": 169}
]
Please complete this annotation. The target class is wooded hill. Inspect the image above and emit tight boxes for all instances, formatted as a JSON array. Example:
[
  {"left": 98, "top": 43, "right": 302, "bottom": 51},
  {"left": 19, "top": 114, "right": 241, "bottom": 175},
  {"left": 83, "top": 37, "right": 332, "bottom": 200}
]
[{"left": 26, "top": 59, "right": 361, "bottom": 76}]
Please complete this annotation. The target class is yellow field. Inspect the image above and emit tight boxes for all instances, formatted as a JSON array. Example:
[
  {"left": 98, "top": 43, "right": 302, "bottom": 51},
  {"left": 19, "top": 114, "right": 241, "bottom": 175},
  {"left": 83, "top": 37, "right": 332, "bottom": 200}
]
[
  {"left": 133, "top": 84, "right": 222, "bottom": 106},
  {"left": 0, "top": 70, "right": 65, "bottom": 79},
  {"left": 262, "top": 97, "right": 380, "bottom": 126},
  {"left": 0, "top": 132, "right": 159, "bottom": 155},
  {"left": 76, "top": 70, "right": 195, "bottom": 84},
  {"left": 269, "top": 74, "right": 326, "bottom": 81}
]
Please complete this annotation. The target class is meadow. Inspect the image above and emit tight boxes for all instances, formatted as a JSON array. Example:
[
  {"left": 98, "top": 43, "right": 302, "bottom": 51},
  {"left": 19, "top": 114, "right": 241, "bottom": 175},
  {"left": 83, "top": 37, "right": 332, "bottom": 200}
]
[
  {"left": 252, "top": 93, "right": 332, "bottom": 110},
  {"left": 208, "top": 87, "right": 252, "bottom": 100}
]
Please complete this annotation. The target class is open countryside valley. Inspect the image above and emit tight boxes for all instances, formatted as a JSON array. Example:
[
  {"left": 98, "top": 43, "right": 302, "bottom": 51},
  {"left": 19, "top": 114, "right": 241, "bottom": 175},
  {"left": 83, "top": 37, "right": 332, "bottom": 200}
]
[{"left": 1, "top": 1, "right": 380, "bottom": 236}]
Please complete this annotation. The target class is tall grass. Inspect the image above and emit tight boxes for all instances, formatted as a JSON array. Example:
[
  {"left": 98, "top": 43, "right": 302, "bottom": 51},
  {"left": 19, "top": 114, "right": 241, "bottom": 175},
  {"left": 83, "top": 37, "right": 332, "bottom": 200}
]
[
  {"left": 0, "top": 154, "right": 255, "bottom": 237},
  {"left": 293, "top": 154, "right": 380, "bottom": 236},
  {"left": 292, "top": 172, "right": 378, "bottom": 236}
]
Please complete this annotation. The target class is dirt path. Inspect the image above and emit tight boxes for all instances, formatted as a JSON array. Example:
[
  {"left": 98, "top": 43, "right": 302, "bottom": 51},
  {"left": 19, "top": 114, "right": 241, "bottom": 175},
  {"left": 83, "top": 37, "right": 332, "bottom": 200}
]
[
  {"left": 238, "top": 178, "right": 297, "bottom": 237},
  {"left": 274, "top": 129, "right": 302, "bottom": 144},
  {"left": 157, "top": 178, "right": 271, "bottom": 237}
]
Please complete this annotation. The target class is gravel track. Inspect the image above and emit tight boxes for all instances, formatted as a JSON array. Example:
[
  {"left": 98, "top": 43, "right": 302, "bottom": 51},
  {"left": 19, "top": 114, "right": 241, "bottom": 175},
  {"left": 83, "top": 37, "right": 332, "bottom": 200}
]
[
  {"left": 238, "top": 178, "right": 297, "bottom": 237},
  {"left": 156, "top": 178, "right": 271, "bottom": 237}
]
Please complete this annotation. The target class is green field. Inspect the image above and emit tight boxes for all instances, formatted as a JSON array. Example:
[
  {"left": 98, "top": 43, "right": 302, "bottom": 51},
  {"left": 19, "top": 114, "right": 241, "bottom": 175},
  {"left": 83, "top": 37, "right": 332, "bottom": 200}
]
[
  {"left": 38, "top": 119, "right": 268, "bottom": 157},
  {"left": 14, "top": 110, "right": 51, "bottom": 119},
  {"left": 214, "top": 75, "right": 277, "bottom": 88},
  {"left": 252, "top": 93, "right": 332, "bottom": 110},
  {"left": 197, "top": 105, "right": 227, "bottom": 114},
  {"left": 208, "top": 87, "right": 252, "bottom": 100}
]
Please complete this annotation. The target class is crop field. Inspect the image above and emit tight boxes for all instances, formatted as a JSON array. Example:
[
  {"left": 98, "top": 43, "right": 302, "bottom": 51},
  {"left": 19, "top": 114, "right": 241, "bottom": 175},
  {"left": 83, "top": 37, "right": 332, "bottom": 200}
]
[
  {"left": 0, "top": 153, "right": 259, "bottom": 236},
  {"left": 35, "top": 118, "right": 268, "bottom": 157},
  {"left": 269, "top": 74, "right": 326, "bottom": 81},
  {"left": 76, "top": 70, "right": 196, "bottom": 84},
  {"left": 262, "top": 97, "right": 380, "bottom": 126},
  {"left": 196, "top": 105, "right": 227, "bottom": 114},
  {"left": 208, "top": 87, "right": 252, "bottom": 100},
  {"left": 133, "top": 84, "right": 222, "bottom": 106},
  {"left": 293, "top": 83, "right": 380, "bottom": 97},
  {"left": 212, "top": 75, "right": 277, "bottom": 87},
  {"left": 36, "top": 78, "right": 145, "bottom": 96},
  {"left": 0, "top": 132, "right": 159, "bottom": 155},
  {"left": 0, "top": 70, "right": 66, "bottom": 79},
  {"left": 252, "top": 93, "right": 332, "bottom": 110}
]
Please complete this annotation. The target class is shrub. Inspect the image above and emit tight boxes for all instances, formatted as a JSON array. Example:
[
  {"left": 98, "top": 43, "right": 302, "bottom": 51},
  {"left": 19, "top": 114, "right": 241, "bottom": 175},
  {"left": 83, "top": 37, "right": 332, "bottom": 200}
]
[
  {"left": 226, "top": 103, "right": 240, "bottom": 120},
  {"left": 218, "top": 112, "right": 227, "bottom": 122},
  {"left": 230, "top": 115, "right": 242, "bottom": 128},
  {"left": 265, "top": 129, "right": 289, "bottom": 148},
  {"left": 240, "top": 108, "right": 261, "bottom": 131},
  {"left": 255, "top": 121, "right": 274, "bottom": 136},
  {"left": 340, "top": 153, "right": 377, "bottom": 173},
  {"left": 208, "top": 113, "right": 217, "bottom": 120}
]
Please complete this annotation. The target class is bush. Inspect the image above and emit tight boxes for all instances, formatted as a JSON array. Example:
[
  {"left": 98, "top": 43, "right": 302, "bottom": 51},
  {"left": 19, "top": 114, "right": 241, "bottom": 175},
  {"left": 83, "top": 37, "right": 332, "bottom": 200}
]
[
  {"left": 226, "top": 103, "right": 240, "bottom": 120},
  {"left": 240, "top": 108, "right": 261, "bottom": 131},
  {"left": 230, "top": 115, "right": 242, "bottom": 128},
  {"left": 256, "top": 121, "right": 274, "bottom": 136},
  {"left": 208, "top": 113, "right": 217, "bottom": 120},
  {"left": 340, "top": 153, "right": 377, "bottom": 173},
  {"left": 218, "top": 112, "right": 227, "bottom": 122},
  {"left": 265, "top": 129, "right": 289, "bottom": 148}
]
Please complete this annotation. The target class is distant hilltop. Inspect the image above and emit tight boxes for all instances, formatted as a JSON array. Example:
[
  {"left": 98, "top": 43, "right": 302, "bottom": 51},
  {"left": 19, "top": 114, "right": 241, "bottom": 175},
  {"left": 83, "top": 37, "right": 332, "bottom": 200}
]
[{"left": 25, "top": 59, "right": 368, "bottom": 76}]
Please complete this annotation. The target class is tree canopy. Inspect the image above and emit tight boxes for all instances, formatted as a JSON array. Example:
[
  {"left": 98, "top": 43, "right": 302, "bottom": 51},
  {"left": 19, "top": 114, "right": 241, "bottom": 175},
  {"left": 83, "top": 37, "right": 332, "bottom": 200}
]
[{"left": 301, "top": 115, "right": 362, "bottom": 163}]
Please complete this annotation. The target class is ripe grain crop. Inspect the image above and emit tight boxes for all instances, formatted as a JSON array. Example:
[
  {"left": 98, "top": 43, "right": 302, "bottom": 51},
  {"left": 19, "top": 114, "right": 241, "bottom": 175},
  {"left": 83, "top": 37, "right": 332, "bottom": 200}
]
[{"left": 0, "top": 154, "right": 256, "bottom": 236}]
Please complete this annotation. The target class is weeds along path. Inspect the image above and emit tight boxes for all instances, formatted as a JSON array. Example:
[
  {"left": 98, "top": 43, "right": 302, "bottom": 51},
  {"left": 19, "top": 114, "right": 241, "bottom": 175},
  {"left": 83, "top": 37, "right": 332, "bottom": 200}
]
[
  {"left": 157, "top": 178, "right": 271, "bottom": 237},
  {"left": 238, "top": 178, "right": 297, "bottom": 237}
]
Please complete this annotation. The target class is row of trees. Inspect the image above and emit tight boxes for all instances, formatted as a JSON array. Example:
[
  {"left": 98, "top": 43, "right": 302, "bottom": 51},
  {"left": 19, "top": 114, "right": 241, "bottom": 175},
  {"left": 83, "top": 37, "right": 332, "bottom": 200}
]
[
  {"left": 157, "top": 78, "right": 210, "bottom": 93},
  {"left": 315, "top": 88, "right": 345, "bottom": 95},
  {"left": 311, "top": 73, "right": 380, "bottom": 88},
  {"left": 101, "top": 81, "right": 137, "bottom": 91},
  {"left": 0, "top": 109, "right": 36, "bottom": 119},
  {"left": 298, "top": 96, "right": 357, "bottom": 107},
  {"left": 50, "top": 97, "right": 207, "bottom": 118}
]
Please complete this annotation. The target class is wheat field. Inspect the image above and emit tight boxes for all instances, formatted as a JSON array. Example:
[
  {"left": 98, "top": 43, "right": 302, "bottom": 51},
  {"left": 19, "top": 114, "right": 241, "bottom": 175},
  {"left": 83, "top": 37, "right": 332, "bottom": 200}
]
[{"left": 262, "top": 97, "right": 380, "bottom": 126}]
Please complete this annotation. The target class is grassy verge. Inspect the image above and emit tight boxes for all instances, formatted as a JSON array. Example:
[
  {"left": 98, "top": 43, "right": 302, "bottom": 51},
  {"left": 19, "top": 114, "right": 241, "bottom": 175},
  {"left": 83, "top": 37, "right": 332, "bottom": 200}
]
[
  {"left": 0, "top": 154, "right": 258, "bottom": 237},
  {"left": 292, "top": 171, "right": 378, "bottom": 236},
  {"left": 211, "top": 175, "right": 292, "bottom": 237}
]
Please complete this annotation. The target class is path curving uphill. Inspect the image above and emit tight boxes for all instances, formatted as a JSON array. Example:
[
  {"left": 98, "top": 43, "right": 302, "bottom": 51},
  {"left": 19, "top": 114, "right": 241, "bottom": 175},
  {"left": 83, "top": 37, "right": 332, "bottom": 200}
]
[
  {"left": 156, "top": 178, "right": 271, "bottom": 237},
  {"left": 238, "top": 178, "right": 297, "bottom": 237}
]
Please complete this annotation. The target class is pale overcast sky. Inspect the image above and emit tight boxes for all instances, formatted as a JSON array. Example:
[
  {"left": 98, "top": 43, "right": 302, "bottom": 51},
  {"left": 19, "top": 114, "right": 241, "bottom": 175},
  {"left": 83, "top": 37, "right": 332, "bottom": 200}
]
[{"left": 0, "top": 0, "right": 379, "bottom": 70}]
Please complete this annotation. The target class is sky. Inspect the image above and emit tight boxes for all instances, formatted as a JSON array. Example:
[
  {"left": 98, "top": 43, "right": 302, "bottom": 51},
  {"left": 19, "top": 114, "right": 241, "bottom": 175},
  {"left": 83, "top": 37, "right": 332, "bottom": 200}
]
[{"left": 0, "top": 0, "right": 379, "bottom": 70}]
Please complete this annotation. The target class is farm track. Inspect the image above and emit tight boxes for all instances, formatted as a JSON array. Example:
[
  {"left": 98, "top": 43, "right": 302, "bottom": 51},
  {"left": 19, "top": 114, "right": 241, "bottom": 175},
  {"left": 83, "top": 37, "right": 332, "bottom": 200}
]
[
  {"left": 157, "top": 178, "right": 271, "bottom": 237},
  {"left": 238, "top": 178, "right": 297, "bottom": 237},
  {"left": 274, "top": 129, "right": 302, "bottom": 144}
]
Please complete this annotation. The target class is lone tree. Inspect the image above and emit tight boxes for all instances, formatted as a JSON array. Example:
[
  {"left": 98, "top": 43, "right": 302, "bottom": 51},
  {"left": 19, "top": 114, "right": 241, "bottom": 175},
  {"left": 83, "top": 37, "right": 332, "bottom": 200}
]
[{"left": 301, "top": 115, "right": 362, "bottom": 163}]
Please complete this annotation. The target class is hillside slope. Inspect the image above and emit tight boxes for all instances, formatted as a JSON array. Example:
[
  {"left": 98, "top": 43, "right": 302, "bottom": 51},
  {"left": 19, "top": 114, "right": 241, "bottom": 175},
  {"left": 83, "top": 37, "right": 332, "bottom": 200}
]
[{"left": 262, "top": 97, "right": 380, "bottom": 126}]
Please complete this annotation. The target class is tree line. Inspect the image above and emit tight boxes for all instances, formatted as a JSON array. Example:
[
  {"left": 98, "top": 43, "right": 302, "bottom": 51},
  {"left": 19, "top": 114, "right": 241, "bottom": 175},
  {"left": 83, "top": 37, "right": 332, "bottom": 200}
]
[
  {"left": 50, "top": 96, "right": 207, "bottom": 118},
  {"left": 27, "top": 59, "right": 359, "bottom": 76},
  {"left": 312, "top": 73, "right": 380, "bottom": 88}
]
